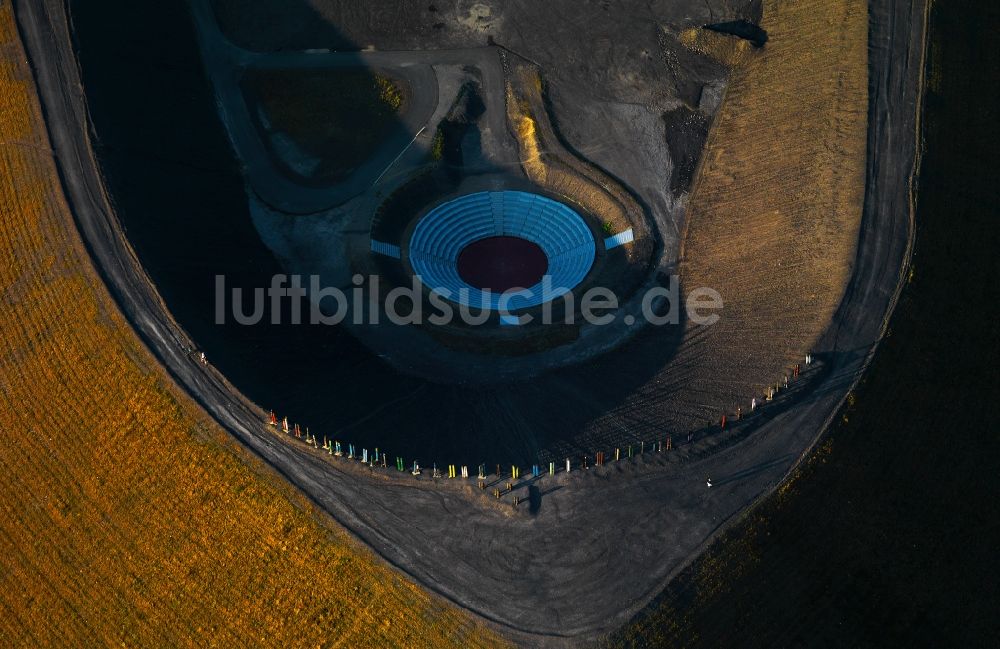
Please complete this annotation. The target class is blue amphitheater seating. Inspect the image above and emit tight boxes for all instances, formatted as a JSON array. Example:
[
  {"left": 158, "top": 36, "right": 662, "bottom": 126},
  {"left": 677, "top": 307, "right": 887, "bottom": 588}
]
[{"left": 408, "top": 191, "right": 596, "bottom": 310}]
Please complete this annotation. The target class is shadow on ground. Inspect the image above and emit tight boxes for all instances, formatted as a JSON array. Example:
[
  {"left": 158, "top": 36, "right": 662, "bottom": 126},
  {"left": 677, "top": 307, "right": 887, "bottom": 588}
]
[{"left": 71, "top": 0, "right": 686, "bottom": 467}]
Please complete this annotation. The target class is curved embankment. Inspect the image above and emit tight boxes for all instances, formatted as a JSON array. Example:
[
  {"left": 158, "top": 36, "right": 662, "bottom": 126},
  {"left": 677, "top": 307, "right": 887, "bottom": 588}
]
[
  {"left": 14, "top": 0, "right": 919, "bottom": 645},
  {"left": 0, "top": 3, "right": 507, "bottom": 647},
  {"left": 649, "top": 0, "right": 870, "bottom": 430}
]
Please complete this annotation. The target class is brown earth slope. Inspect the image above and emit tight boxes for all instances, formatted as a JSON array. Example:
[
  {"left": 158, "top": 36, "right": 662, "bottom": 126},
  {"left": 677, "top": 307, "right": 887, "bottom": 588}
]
[
  {"left": 0, "top": 5, "right": 506, "bottom": 647},
  {"left": 620, "top": 0, "right": 868, "bottom": 430}
]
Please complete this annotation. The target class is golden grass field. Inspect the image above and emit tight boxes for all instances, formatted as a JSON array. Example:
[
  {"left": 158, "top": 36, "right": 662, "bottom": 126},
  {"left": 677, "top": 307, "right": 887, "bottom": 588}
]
[
  {"left": 677, "top": 27, "right": 754, "bottom": 68},
  {"left": 0, "top": 5, "right": 506, "bottom": 647}
]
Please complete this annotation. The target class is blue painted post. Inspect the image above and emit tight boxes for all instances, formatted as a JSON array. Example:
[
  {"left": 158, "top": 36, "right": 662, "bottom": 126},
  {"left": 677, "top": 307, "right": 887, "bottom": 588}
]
[{"left": 362, "top": 448, "right": 368, "bottom": 463}]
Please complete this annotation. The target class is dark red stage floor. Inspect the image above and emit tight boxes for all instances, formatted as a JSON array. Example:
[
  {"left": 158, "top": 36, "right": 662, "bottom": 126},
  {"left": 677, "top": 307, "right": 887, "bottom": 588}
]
[{"left": 456, "top": 236, "right": 548, "bottom": 292}]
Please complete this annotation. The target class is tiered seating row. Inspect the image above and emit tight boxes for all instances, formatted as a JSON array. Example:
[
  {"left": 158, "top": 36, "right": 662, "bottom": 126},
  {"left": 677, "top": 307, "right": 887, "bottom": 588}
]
[{"left": 408, "top": 191, "right": 596, "bottom": 310}]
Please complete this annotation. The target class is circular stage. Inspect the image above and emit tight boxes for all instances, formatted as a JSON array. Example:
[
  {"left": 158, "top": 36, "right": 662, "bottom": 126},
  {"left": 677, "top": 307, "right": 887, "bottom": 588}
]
[
  {"left": 408, "top": 191, "right": 596, "bottom": 310},
  {"left": 457, "top": 236, "right": 548, "bottom": 292}
]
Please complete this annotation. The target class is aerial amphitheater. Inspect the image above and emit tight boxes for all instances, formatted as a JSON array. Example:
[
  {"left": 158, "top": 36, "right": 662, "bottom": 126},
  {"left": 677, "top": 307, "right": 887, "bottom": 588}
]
[{"left": 3, "top": 0, "right": 997, "bottom": 647}]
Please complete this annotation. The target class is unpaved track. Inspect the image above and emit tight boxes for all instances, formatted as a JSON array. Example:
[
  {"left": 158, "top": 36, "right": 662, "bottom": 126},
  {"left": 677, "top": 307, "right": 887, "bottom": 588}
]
[{"left": 15, "top": 0, "right": 926, "bottom": 645}]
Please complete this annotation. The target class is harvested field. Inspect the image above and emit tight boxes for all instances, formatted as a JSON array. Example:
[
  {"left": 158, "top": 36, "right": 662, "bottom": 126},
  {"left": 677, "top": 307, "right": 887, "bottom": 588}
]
[{"left": 0, "top": 5, "right": 506, "bottom": 647}]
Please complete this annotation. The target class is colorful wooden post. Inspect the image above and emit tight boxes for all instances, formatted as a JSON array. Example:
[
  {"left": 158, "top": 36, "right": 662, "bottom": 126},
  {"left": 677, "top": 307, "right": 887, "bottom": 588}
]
[
  {"left": 596, "top": 452, "right": 604, "bottom": 466},
  {"left": 396, "top": 456, "right": 404, "bottom": 471},
  {"left": 532, "top": 464, "right": 540, "bottom": 477},
  {"left": 478, "top": 464, "right": 486, "bottom": 480},
  {"left": 565, "top": 458, "right": 571, "bottom": 473},
  {"left": 549, "top": 462, "right": 555, "bottom": 476},
  {"left": 666, "top": 435, "right": 672, "bottom": 450},
  {"left": 268, "top": 410, "right": 278, "bottom": 426},
  {"left": 615, "top": 448, "right": 620, "bottom": 461},
  {"left": 412, "top": 461, "right": 421, "bottom": 475},
  {"left": 282, "top": 417, "right": 289, "bottom": 434},
  {"left": 361, "top": 448, "right": 368, "bottom": 463},
  {"left": 461, "top": 465, "right": 469, "bottom": 478}
]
